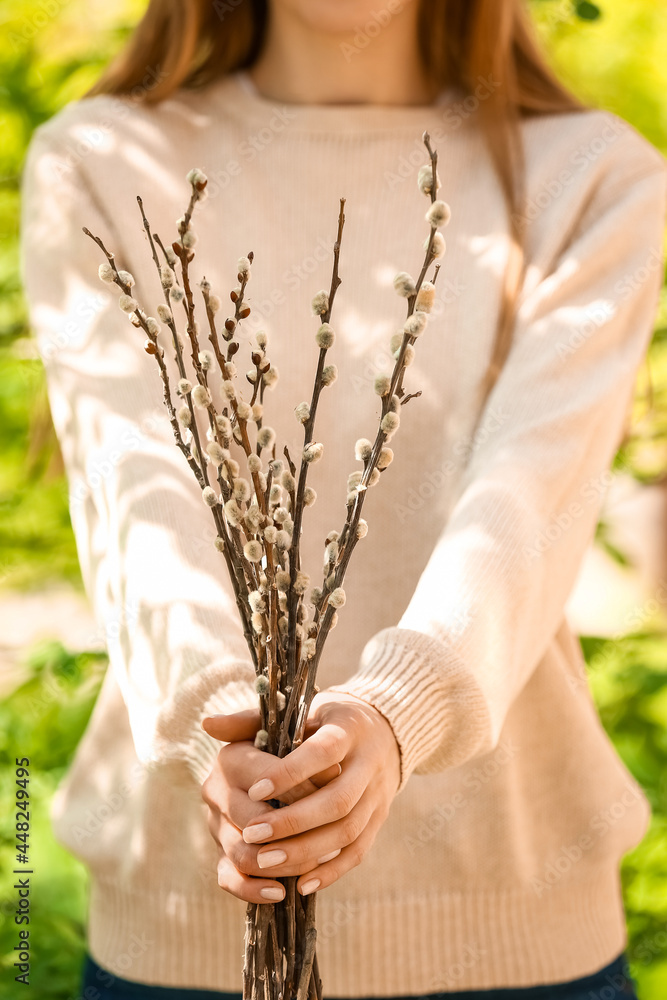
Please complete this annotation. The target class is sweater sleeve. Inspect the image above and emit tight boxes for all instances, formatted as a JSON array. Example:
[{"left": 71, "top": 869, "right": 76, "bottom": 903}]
[
  {"left": 20, "top": 124, "right": 258, "bottom": 787},
  {"left": 329, "top": 143, "right": 667, "bottom": 793}
]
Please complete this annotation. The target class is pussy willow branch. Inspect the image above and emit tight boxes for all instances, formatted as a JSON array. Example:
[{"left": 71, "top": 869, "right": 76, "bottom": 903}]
[
  {"left": 84, "top": 132, "right": 447, "bottom": 1000},
  {"left": 155, "top": 206, "right": 283, "bottom": 748},
  {"left": 85, "top": 184, "right": 301, "bottom": 1000},
  {"left": 136, "top": 197, "right": 256, "bottom": 654},
  {"left": 292, "top": 132, "right": 443, "bottom": 748},
  {"left": 82, "top": 223, "right": 263, "bottom": 667},
  {"left": 296, "top": 893, "right": 318, "bottom": 1000},
  {"left": 281, "top": 198, "right": 346, "bottom": 755}
]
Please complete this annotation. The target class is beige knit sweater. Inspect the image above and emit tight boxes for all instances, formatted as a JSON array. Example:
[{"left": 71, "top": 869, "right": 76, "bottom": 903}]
[{"left": 21, "top": 70, "right": 667, "bottom": 994}]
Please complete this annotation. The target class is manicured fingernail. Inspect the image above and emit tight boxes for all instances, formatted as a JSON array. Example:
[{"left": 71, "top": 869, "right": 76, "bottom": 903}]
[
  {"left": 248, "top": 778, "right": 275, "bottom": 801},
  {"left": 257, "top": 849, "right": 287, "bottom": 869},
  {"left": 317, "top": 848, "right": 341, "bottom": 865},
  {"left": 299, "top": 878, "right": 320, "bottom": 896},
  {"left": 260, "top": 886, "right": 285, "bottom": 901},
  {"left": 243, "top": 823, "right": 273, "bottom": 844}
]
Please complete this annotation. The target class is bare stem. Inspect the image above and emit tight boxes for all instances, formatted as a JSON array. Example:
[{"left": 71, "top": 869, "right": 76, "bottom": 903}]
[
  {"left": 284, "top": 198, "right": 346, "bottom": 740},
  {"left": 84, "top": 135, "right": 444, "bottom": 1000}
]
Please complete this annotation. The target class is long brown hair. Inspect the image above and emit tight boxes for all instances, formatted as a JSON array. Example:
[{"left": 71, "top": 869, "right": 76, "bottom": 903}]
[{"left": 89, "top": 0, "right": 583, "bottom": 403}]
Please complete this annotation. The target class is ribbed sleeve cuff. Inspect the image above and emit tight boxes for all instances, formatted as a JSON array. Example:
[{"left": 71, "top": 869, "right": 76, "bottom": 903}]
[
  {"left": 151, "top": 659, "right": 259, "bottom": 786},
  {"left": 328, "top": 627, "right": 493, "bottom": 793}
]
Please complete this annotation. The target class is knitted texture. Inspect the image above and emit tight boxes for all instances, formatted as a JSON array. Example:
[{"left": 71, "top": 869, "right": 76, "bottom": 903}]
[{"left": 20, "top": 70, "right": 667, "bottom": 993}]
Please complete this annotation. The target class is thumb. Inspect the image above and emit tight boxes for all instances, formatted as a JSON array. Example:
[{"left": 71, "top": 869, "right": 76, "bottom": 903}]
[
  {"left": 203, "top": 706, "right": 322, "bottom": 744},
  {"left": 201, "top": 711, "right": 340, "bottom": 792},
  {"left": 202, "top": 708, "right": 260, "bottom": 742}
]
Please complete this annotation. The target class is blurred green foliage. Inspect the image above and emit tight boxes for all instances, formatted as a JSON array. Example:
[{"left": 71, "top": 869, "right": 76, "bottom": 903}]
[
  {"left": 0, "top": 0, "right": 666, "bottom": 998},
  {"left": 0, "top": 0, "right": 144, "bottom": 590},
  {"left": 0, "top": 643, "right": 106, "bottom": 997},
  {"left": 583, "top": 633, "right": 667, "bottom": 997},
  {"left": 531, "top": 0, "right": 667, "bottom": 495}
]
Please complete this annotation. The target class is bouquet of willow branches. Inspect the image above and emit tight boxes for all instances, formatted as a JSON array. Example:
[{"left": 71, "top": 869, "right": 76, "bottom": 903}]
[{"left": 84, "top": 131, "right": 449, "bottom": 1000}]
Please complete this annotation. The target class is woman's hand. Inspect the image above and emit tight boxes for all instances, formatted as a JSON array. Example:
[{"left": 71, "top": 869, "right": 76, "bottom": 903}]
[{"left": 201, "top": 691, "right": 401, "bottom": 903}]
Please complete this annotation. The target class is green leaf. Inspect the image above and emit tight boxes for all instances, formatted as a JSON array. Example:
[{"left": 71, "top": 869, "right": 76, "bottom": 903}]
[{"left": 575, "top": 1, "right": 602, "bottom": 19}]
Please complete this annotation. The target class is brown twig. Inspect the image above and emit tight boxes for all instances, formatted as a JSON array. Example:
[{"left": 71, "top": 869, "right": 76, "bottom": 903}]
[
  {"left": 283, "top": 198, "right": 346, "bottom": 746},
  {"left": 296, "top": 894, "right": 318, "bottom": 1000},
  {"left": 84, "top": 136, "right": 447, "bottom": 1000}
]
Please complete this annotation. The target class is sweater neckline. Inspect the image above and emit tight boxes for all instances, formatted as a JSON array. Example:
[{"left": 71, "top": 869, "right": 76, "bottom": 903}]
[{"left": 216, "top": 69, "right": 459, "bottom": 134}]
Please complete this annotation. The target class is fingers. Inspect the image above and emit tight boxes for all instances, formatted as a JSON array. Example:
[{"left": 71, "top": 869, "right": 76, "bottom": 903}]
[
  {"left": 216, "top": 852, "right": 285, "bottom": 905},
  {"left": 209, "top": 814, "right": 286, "bottom": 905},
  {"left": 271, "top": 762, "right": 342, "bottom": 802},
  {"left": 202, "top": 709, "right": 260, "bottom": 742},
  {"left": 219, "top": 792, "right": 375, "bottom": 879},
  {"left": 203, "top": 751, "right": 343, "bottom": 835},
  {"left": 258, "top": 764, "right": 342, "bottom": 809},
  {"left": 206, "top": 781, "right": 274, "bottom": 837},
  {"left": 215, "top": 813, "right": 379, "bottom": 904},
  {"left": 310, "top": 762, "right": 342, "bottom": 788},
  {"left": 296, "top": 815, "right": 380, "bottom": 896},
  {"left": 246, "top": 724, "right": 349, "bottom": 803},
  {"left": 202, "top": 713, "right": 339, "bottom": 797},
  {"left": 217, "top": 765, "right": 343, "bottom": 839},
  {"left": 242, "top": 759, "right": 368, "bottom": 842},
  {"left": 202, "top": 711, "right": 319, "bottom": 745},
  {"left": 201, "top": 741, "right": 262, "bottom": 816}
]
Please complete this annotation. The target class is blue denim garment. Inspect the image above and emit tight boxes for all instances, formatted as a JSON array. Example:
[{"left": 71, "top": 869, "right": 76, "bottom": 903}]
[{"left": 80, "top": 951, "right": 637, "bottom": 1000}]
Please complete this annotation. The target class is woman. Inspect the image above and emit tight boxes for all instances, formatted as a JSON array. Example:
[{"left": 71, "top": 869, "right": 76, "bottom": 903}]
[{"left": 20, "top": 0, "right": 666, "bottom": 997}]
